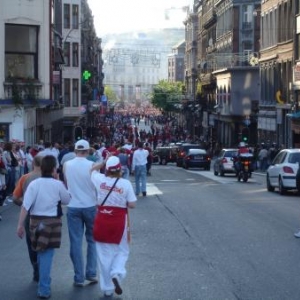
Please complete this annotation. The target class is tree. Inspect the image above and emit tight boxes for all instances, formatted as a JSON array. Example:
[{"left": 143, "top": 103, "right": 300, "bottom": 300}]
[
  {"left": 150, "top": 80, "right": 184, "bottom": 112},
  {"left": 104, "top": 86, "right": 118, "bottom": 104}
]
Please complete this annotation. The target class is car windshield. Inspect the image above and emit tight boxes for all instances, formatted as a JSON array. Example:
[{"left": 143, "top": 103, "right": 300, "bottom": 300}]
[
  {"left": 224, "top": 150, "right": 238, "bottom": 157},
  {"left": 182, "top": 145, "right": 201, "bottom": 151},
  {"left": 288, "top": 153, "right": 300, "bottom": 164},
  {"left": 188, "top": 149, "right": 206, "bottom": 155}
]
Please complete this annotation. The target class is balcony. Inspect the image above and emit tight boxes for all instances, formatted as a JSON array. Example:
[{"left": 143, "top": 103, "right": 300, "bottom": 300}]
[
  {"left": 241, "top": 22, "right": 253, "bottom": 31},
  {"left": 203, "top": 8, "right": 217, "bottom": 29},
  {"left": 3, "top": 78, "right": 43, "bottom": 108},
  {"left": 204, "top": 52, "right": 259, "bottom": 71}
]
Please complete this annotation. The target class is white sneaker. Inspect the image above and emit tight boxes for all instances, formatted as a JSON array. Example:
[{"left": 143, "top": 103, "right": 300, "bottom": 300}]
[
  {"left": 294, "top": 231, "right": 300, "bottom": 238},
  {"left": 6, "top": 197, "right": 13, "bottom": 203}
]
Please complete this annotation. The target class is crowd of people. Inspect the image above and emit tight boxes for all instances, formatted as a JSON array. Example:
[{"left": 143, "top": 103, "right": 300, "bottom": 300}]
[
  {"left": 0, "top": 113, "right": 158, "bottom": 298},
  {"left": 0, "top": 107, "right": 295, "bottom": 298},
  {"left": 9, "top": 137, "right": 144, "bottom": 299}
]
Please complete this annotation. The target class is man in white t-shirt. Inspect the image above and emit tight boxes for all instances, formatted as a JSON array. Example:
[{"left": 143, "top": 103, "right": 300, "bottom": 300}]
[
  {"left": 63, "top": 139, "right": 98, "bottom": 286},
  {"left": 132, "top": 142, "right": 149, "bottom": 196}
]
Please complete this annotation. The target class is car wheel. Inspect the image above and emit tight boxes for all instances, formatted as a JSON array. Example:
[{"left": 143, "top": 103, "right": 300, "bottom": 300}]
[
  {"left": 266, "top": 174, "right": 275, "bottom": 192},
  {"left": 161, "top": 158, "right": 167, "bottom": 165},
  {"left": 278, "top": 177, "right": 286, "bottom": 195}
]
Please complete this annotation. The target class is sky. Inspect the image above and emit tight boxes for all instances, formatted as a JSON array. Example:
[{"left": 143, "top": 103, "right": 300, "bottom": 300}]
[{"left": 87, "top": 0, "right": 190, "bottom": 37}]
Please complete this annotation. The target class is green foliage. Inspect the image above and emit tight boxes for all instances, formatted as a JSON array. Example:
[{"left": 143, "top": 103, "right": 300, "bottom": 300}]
[
  {"left": 104, "top": 86, "right": 118, "bottom": 103},
  {"left": 150, "top": 80, "right": 184, "bottom": 112},
  {"left": 11, "top": 79, "right": 23, "bottom": 109}
]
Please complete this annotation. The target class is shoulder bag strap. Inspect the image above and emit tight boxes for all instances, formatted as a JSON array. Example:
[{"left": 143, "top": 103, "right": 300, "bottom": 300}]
[{"left": 100, "top": 178, "right": 119, "bottom": 206}]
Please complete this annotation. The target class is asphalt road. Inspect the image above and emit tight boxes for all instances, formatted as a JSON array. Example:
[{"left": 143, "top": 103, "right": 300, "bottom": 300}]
[{"left": 1, "top": 164, "right": 300, "bottom": 300}]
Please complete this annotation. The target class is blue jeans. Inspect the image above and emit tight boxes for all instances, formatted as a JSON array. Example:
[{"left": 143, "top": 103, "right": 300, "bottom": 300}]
[
  {"left": 67, "top": 206, "right": 97, "bottom": 283},
  {"left": 121, "top": 166, "right": 129, "bottom": 180},
  {"left": 38, "top": 248, "right": 54, "bottom": 297},
  {"left": 6, "top": 167, "right": 16, "bottom": 195},
  {"left": 134, "top": 165, "right": 147, "bottom": 195}
]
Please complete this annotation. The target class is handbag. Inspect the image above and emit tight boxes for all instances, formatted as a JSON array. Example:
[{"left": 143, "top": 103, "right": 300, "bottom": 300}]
[
  {"left": 0, "top": 168, "right": 7, "bottom": 175},
  {"left": 93, "top": 178, "right": 128, "bottom": 244}
]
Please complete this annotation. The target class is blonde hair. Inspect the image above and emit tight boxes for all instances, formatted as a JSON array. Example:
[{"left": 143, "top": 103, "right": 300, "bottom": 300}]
[{"left": 106, "top": 170, "right": 122, "bottom": 178}]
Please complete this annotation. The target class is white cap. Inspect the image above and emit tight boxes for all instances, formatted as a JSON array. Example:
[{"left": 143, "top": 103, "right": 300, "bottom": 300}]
[
  {"left": 75, "top": 139, "right": 90, "bottom": 150},
  {"left": 106, "top": 156, "right": 121, "bottom": 171},
  {"left": 123, "top": 144, "right": 132, "bottom": 150}
]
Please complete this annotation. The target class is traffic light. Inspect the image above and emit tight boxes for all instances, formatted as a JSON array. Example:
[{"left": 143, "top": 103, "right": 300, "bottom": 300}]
[
  {"left": 74, "top": 126, "right": 83, "bottom": 140},
  {"left": 241, "top": 127, "right": 249, "bottom": 143}
]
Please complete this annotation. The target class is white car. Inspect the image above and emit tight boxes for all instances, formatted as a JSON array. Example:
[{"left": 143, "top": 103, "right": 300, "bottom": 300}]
[
  {"left": 213, "top": 148, "right": 238, "bottom": 176},
  {"left": 266, "top": 149, "right": 300, "bottom": 195}
]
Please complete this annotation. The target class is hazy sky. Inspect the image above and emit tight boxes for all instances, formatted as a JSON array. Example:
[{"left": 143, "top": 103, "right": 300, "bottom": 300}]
[{"left": 87, "top": 0, "right": 189, "bottom": 37}]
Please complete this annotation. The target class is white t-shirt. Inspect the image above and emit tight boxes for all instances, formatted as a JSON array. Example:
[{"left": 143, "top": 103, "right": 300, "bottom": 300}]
[
  {"left": 132, "top": 148, "right": 149, "bottom": 169},
  {"left": 64, "top": 157, "right": 97, "bottom": 208},
  {"left": 37, "top": 148, "right": 59, "bottom": 168},
  {"left": 23, "top": 177, "right": 70, "bottom": 216},
  {"left": 91, "top": 171, "right": 137, "bottom": 207}
]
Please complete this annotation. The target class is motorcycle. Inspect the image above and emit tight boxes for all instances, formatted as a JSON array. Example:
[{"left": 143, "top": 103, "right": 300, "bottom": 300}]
[{"left": 234, "top": 154, "right": 253, "bottom": 182}]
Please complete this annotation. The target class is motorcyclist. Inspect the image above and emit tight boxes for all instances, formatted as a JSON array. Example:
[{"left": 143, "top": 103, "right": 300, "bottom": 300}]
[{"left": 234, "top": 142, "right": 253, "bottom": 175}]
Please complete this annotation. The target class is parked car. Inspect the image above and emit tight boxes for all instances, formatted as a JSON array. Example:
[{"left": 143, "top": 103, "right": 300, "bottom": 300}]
[
  {"left": 213, "top": 148, "right": 238, "bottom": 176},
  {"left": 266, "top": 149, "right": 300, "bottom": 195},
  {"left": 153, "top": 146, "right": 178, "bottom": 165},
  {"left": 176, "top": 143, "right": 203, "bottom": 167},
  {"left": 182, "top": 148, "right": 211, "bottom": 170}
]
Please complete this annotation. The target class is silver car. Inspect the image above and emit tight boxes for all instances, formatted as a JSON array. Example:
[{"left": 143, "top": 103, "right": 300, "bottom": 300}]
[
  {"left": 266, "top": 148, "right": 300, "bottom": 195},
  {"left": 213, "top": 148, "right": 238, "bottom": 176}
]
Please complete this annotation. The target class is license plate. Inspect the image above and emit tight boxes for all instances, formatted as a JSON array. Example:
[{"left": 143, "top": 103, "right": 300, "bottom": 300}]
[
  {"left": 194, "top": 155, "right": 203, "bottom": 159},
  {"left": 244, "top": 166, "right": 248, "bottom": 171}
]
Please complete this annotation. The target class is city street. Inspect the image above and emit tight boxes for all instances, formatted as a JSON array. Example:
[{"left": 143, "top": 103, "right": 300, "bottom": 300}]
[{"left": 1, "top": 164, "right": 300, "bottom": 300}]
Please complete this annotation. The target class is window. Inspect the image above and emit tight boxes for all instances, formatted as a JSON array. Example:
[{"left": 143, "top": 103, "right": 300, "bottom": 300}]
[
  {"left": 72, "top": 43, "right": 79, "bottom": 67},
  {"left": 72, "top": 5, "right": 79, "bottom": 29},
  {"left": 64, "top": 79, "right": 70, "bottom": 107},
  {"left": 72, "top": 79, "right": 79, "bottom": 107},
  {"left": 64, "top": 42, "right": 70, "bottom": 66},
  {"left": 5, "top": 24, "right": 38, "bottom": 79},
  {"left": 64, "top": 4, "right": 70, "bottom": 29},
  {"left": 297, "top": 34, "right": 300, "bottom": 60},
  {"left": 242, "top": 4, "right": 253, "bottom": 23}
]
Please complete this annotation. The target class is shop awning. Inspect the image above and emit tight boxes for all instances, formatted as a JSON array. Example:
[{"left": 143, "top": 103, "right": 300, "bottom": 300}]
[{"left": 286, "top": 111, "right": 300, "bottom": 119}]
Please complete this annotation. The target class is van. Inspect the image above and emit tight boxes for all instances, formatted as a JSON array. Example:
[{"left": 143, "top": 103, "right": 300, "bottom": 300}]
[{"left": 153, "top": 146, "right": 178, "bottom": 165}]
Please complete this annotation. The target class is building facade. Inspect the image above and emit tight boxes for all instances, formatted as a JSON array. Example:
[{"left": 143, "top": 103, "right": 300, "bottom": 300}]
[
  {"left": 259, "top": 0, "right": 295, "bottom": 148},
  {"left": 0, "top": 0, "right": 54, "bottom": 144},
  {"left": 167, "top": 40, "right": 186, "bottom": 83},
  {"left": 184, "top": 0, "right": 261, "bottom": 148}
]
